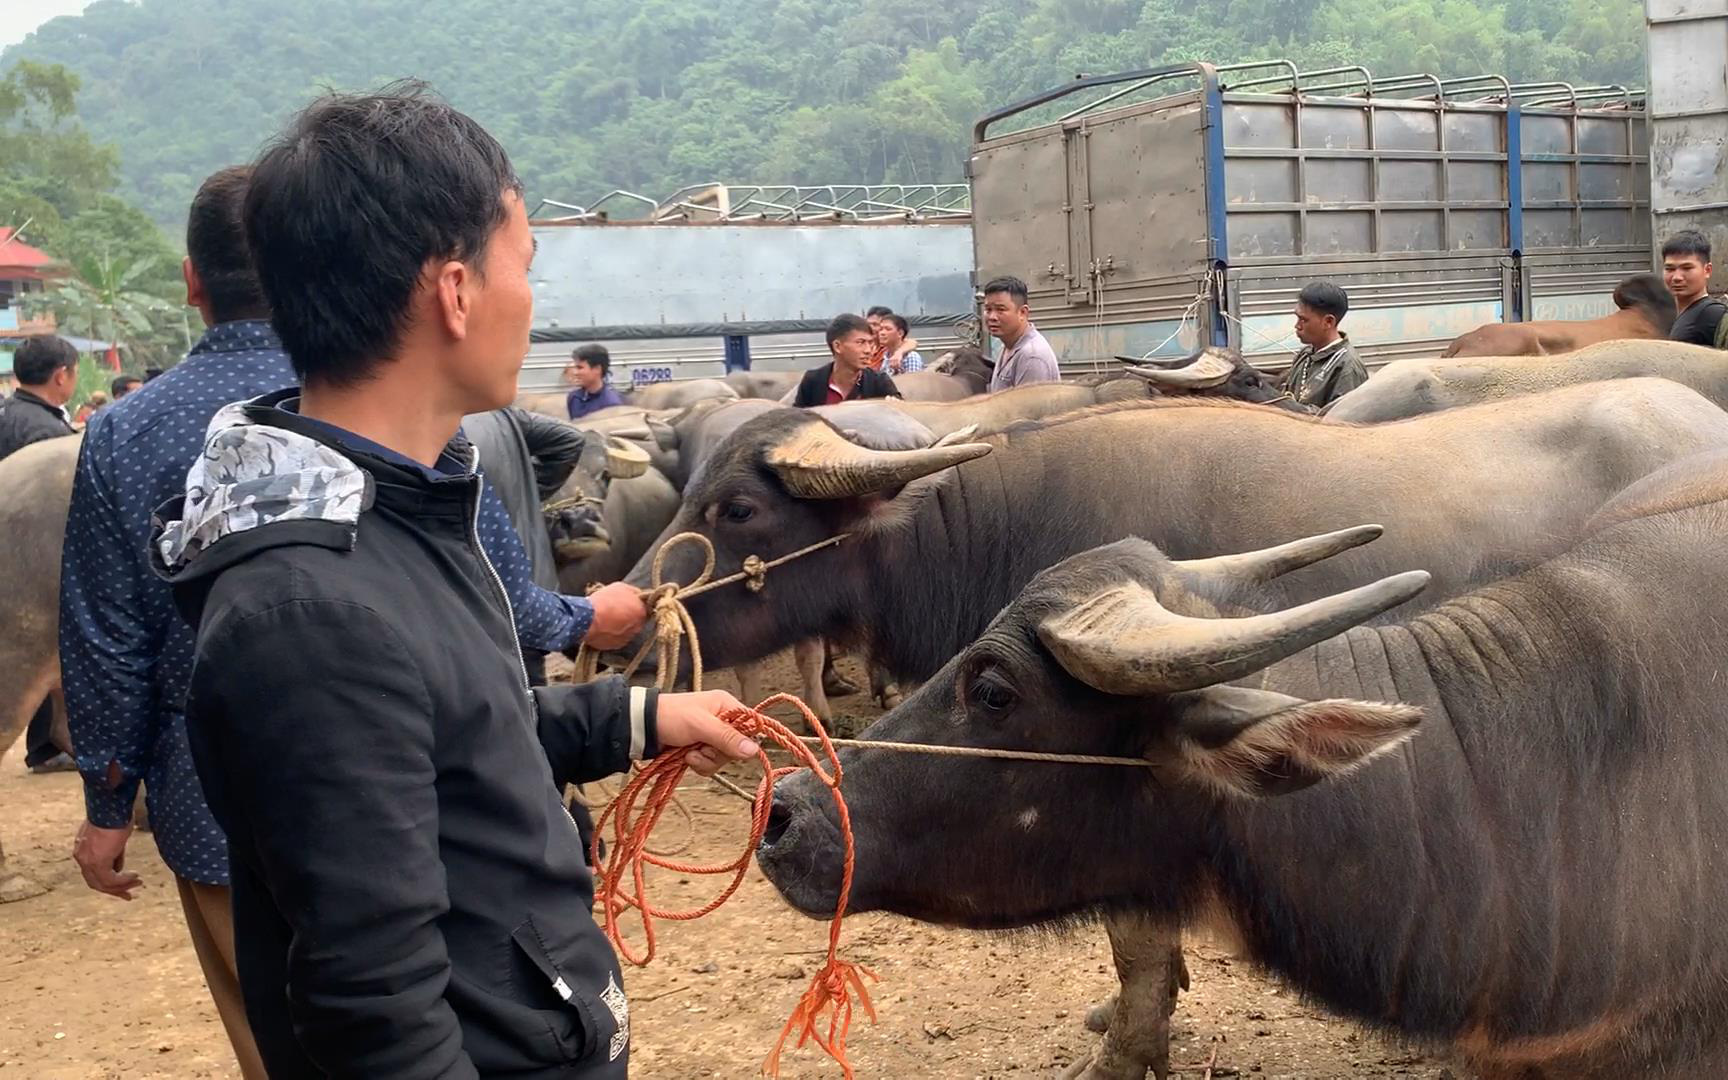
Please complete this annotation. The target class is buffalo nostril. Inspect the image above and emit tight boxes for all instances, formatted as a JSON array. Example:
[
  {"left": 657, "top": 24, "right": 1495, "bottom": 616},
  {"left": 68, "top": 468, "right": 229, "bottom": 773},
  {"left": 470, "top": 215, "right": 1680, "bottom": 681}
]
[{"left": 763, "top": 799, "right": 794, "bottom": 848}]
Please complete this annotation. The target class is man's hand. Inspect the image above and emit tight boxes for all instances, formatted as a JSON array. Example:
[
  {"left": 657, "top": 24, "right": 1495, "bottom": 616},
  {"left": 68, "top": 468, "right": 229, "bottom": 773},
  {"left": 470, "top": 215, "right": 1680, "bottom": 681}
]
[
  {"left": 584, "top": 582, "right": 648, "bottom": 650},
  {"left": 73, "top": 821, "right": 142, "bottom": 900},
  {"left": 656, "top": 690, "right": 761, "bottom": 776}
]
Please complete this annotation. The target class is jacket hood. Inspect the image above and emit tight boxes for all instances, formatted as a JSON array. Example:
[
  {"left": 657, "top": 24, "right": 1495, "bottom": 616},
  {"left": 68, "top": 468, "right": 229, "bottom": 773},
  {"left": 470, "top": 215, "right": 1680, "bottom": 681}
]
[{"left": 151, "top": 393, "right": 373, "bottom": 584}]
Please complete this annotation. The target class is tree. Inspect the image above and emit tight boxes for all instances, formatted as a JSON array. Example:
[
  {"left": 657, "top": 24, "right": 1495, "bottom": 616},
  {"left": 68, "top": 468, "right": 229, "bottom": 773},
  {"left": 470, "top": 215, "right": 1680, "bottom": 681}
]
[
  {"left": 2, "top": 0, "right": 1653, "bottom": 215},
  {"left": 28, "top": 250, "right": 184, "bottom": 369}
]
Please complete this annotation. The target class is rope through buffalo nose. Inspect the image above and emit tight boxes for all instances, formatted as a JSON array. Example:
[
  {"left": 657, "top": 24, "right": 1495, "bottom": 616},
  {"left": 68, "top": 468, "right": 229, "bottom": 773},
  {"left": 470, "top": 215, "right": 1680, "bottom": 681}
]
[{"left": 573, "top": 529, "right": 850, "bottom": 691}]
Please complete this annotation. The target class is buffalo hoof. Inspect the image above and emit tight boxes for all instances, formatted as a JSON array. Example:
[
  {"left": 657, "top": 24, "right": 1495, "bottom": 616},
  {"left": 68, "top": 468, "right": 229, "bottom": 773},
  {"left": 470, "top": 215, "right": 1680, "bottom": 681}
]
[
  {"left": 822, "top": 670, "right": 861, "bottom": 698},
  {"left": 1057, "top": 1049, "right": 1162, "bottom": 1080},
  {"left": 1084, "top": 995, "right": 1117, "bottom": 1034},
  {"left": 878, "top": 684, "right": 904, "bottom": 709},
  {"left": 0, "top": 872, "right": 48, "bottom": 904}
]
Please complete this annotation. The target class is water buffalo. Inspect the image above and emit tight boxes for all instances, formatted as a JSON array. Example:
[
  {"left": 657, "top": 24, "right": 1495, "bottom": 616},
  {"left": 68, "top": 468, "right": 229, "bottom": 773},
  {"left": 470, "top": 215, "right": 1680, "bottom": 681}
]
[
  {"left": 724, "top": 370, "right": 801, "bottom": 401},
  {"left": 1117, "top": 347, "right": 1305, "bottom": 410},
  {"left": 629, "top": 378, "right": 1728, "bottom": 685},
  {"left": 1327, "top": 339, "right": 1728, "bottom": 423},
  {"left": 1442, "top": 272, "right": 1676, "bottom": 357},
  {"left": 0, "top": 436, "right": 79, "bottom": 902},
  {"left": 625, "top": 378, "right": 1728, "bottom": 1077},
  {"left": 620, "top": 377, "right": 738, "bottom": 411},
  {"left": 761, "top": 484, "right": 1728, "bottom": 1077}
]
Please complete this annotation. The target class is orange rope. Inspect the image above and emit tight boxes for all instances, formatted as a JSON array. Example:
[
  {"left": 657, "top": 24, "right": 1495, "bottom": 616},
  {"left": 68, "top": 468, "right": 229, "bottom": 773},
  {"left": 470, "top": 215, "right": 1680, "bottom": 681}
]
[{"left": 591, "top": 693, "right": 877, "bottom": 1078}]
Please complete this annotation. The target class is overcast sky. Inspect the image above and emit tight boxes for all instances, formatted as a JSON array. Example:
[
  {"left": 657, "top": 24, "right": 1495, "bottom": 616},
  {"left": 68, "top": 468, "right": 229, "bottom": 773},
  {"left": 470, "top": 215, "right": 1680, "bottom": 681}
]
[{"left": 0, "top": 0, "right": 98, "bottom": 51}]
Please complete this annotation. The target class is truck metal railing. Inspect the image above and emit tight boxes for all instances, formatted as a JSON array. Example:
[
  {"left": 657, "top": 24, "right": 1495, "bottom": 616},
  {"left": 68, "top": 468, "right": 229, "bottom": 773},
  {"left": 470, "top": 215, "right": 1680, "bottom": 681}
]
[
  {"left": 976, "top": 60, "right": 1645, "bottom": 146},
  {"left": 532, "top": 184, "right": 971, "bottom": 224}
]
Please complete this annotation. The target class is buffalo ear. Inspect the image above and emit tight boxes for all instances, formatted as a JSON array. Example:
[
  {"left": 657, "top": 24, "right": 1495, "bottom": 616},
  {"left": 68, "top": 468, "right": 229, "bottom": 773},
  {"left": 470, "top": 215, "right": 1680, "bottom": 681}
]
[{"left": 1168, "top": 686, "right": 1420, "bottom": 799}]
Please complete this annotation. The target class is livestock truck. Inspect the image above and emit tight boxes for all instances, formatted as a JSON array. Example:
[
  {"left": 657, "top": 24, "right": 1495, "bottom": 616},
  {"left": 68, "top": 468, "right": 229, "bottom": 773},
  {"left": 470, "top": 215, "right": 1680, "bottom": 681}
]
[{"left": 968, "top": 59, "right": 1654, "bottom": 372}]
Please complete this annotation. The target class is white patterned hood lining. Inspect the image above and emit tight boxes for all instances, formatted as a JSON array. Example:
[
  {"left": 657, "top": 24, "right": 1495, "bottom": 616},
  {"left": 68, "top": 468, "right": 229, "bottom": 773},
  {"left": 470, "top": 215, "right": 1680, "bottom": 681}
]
[{"left": 156, "top": 399, "right": 369, "bottom": 571}]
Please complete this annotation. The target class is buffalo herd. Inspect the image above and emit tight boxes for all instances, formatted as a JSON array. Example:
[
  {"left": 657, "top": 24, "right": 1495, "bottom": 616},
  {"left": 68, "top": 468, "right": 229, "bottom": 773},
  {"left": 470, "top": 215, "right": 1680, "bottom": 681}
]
[{"left": 9, "top": 307, "right": 1728, "bottom": 1077}]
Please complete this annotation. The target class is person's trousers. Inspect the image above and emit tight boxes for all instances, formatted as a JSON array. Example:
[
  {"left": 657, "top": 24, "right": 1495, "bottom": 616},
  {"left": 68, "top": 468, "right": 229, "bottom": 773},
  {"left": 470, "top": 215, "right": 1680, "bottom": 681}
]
[{"left": 176, "top": 877, "right": 268, "bottom": 1080}]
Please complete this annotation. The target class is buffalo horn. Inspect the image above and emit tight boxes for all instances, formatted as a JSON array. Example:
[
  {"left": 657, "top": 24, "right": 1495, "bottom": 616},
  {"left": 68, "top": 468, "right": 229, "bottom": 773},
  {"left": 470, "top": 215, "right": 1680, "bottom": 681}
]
[
  {"left": 765, "top": 420, "right": 992, "bottom": 499},
  {"left": 1174, "top": 525, "right": 1384, "bottom": 585},
  {"left": 604, "top": 437, "right": 651, "bottom": 479},
  {"left": 1038, "top": 569, "right": 1430, "bottom": 695},
  {"left": 1125, "top": 350, "right": 1236, "bottom": 390}
]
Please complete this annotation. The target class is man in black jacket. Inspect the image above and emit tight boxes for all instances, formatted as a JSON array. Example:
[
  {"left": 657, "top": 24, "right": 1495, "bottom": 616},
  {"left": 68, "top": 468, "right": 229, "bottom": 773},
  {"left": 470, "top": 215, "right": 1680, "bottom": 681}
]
[
  {"left": 0, "top": 334, "right": 77, "bottom": 460},
  {"left": 152, "top": 84, "right": 759, "bottom": 1079},
  {"left": 3, "top": 334, "right": 79, "bottom": 774},
  {"left": 792, "top": 313, "right": 901, "bottom": 406}
]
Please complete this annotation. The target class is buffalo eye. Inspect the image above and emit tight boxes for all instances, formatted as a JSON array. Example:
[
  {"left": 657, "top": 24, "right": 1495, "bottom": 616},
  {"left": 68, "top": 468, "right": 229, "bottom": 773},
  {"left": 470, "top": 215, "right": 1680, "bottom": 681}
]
[
  {"left": 720, "top": 500, "right": 755, "bottom": 524},
  {"left": 967, "top": 667, "right": 1018, "bottom": 719}
]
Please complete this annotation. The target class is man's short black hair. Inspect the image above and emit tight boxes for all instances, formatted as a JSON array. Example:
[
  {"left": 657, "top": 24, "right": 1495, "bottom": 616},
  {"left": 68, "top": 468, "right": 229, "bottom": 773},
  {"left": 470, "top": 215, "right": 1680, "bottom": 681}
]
[
  {"left": 982, "top": 276, "right": 1029, "bottom": 305},
  {"left": 1297, "top": 281, "right": 1350, "bottom": 322},
  {"left": 111, "top": 374, "right": 143, "bottom": 397},
  {"left": 1662, "top": 230, "right": 1713, "bottom": 262},
  {"left": 245, "top": 81, "right": 522, "bottom": 386},
  {"left": 826, "top": 313, "right": 873, "bottom": 351},
  {"left": 572, "top": 343, "right": 610, "bottom": 377},
  {"left": 865, "top": 305, "right": 894, "bottom": 319},
  {"left": 187, "top": 166, "right": 269, "bottom": 324},
  {"left": 884, "top": 313, "right": 909, "bottom": 335},
  {"left": 13, "top": 335, "right": 78, "bottom": 386}
]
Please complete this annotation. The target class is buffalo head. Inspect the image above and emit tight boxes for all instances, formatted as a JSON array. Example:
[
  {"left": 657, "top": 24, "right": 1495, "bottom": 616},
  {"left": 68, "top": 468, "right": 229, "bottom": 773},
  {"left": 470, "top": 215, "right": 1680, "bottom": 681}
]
[
  {"left": 757, "top": 528, "right": 1425, "bottom": 926},
  {"left": 623, "top": 408, "right": 990, "bottom": 671},
  {"left": 1120, "top": 348, "right": 1294, "bottom": 408}
]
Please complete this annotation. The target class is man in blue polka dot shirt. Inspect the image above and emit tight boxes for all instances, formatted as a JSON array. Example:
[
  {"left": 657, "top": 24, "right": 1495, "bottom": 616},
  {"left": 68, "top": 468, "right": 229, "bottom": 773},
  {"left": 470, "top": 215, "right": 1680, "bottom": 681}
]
[{"left": 59, "top": 166, "right": 648, "bottom": 1078}]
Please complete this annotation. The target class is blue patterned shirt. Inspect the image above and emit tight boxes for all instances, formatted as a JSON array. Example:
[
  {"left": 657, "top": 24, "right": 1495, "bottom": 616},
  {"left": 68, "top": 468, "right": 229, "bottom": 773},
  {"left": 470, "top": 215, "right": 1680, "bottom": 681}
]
[{"left": 59, "top": 320, "right": 593, "bottom": 884}]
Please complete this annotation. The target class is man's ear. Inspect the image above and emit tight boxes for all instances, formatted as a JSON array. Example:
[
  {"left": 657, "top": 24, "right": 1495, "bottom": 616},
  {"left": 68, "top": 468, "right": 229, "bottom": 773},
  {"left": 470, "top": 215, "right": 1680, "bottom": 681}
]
[
  {"left": 433, "top": 259, "right": 470, "bottom": 340},
  {"left": 1167, "top": 685, "right": 1420, "bottom": 799}
]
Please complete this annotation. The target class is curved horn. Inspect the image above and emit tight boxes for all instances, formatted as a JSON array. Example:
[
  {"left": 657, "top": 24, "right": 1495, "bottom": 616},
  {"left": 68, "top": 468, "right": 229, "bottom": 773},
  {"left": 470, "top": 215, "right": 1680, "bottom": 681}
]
[
  {"left": 1038, "top": 569, "right": 1430, "bottom": 695},
  {"left": 765, "top": 420, "right": 992, "bottom": 499},
  {"left": 932, "top": 423, "right": 981, "bottom": 448},
  {"left": 604, "top": 436, "right": 651, "bottom": 479},
  {"left": 1125, "top": 350, "right": 1236, "bottom": 390},
  {"left": 1174, "top": 525, "right": 1385, "bottom": 585}
]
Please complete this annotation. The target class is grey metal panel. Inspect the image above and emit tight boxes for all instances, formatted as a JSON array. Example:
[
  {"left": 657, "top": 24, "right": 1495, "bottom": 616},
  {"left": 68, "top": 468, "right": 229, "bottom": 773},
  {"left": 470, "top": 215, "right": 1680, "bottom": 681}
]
[
  {"left": 1445, "top": 111, "right": 1501, "bottom": 152},
  {"left": 1449, "top": 161, "right": 1504, "bottom": 201},
  {"left": 1647, "top": 0, "right": 1728, "bottom": 287},
  {"left": 1381, "top": 160, "right": 1442, "bottom": 201},
  {"left": 1229, "top": 254, "right": 1508, "bottom": 364},
  {"left": 1311, "top": 159, "right": 1373, "bottom": 201},
  {"left": 1225, "top": 101, "right": 1296, "bottom": 148},
  {"left": 1302, "top": 105, "right": 1370, "bottom": 149},
  {"left": 1519, "top": 106, "right": 1648, "bottom": 254},
  {"left": 1372, "top": 109, "right": 1440, "bottom": 151},
  {"left": 970, "top": 130, "right": 1076, "bottom": 290},
  {"left": 529, "top": 222, "right": 973, "bottom": 331},
  {"left": 1228, "top": 158, "right": 1299, "bottom": 203}
]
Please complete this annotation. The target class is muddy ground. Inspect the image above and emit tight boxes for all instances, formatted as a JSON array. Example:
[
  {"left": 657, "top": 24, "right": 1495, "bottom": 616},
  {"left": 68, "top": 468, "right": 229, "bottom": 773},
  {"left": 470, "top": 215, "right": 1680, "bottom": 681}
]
[{"left": 0, "top": 654, "right": 1457, "bottom": 1079}]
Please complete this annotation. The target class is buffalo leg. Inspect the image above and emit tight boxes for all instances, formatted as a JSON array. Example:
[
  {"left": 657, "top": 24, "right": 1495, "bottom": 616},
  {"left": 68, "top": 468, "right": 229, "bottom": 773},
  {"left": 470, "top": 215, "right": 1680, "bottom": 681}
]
[
  {"left": 869, "top": 663, "right": 904, "bottom": 710},
  {"left": 1062, "top": 916, "right": 1185, "bottom": 1080},
  {"left": 733, "top": 659, "right": 767, "bottom": 709},
  {"left": 794, "top": 640, "right": 832, "bottom": 722},
  {"left": 0, "top": 665, "right": 55, "bottom": 902}
]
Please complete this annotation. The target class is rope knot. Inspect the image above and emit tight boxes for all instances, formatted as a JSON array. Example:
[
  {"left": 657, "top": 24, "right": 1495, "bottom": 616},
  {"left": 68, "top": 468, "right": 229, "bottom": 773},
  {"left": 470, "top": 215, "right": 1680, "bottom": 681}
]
[{"left": 742, "top": 554, "right": 768, "bottom": 592}]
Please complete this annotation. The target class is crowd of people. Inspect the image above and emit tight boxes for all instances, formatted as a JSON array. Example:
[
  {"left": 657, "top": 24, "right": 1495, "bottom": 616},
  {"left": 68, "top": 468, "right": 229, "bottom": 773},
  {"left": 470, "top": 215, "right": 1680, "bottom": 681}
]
[{"left": 4, "top": 76, "right": 1728, "bottom": 1080}]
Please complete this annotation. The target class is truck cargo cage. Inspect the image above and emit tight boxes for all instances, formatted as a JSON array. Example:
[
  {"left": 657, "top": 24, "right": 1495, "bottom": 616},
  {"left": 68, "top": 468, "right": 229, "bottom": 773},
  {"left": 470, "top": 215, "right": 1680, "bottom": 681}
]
[{"left": 969, "top": 60, "right": 1651, "bottom": 371}]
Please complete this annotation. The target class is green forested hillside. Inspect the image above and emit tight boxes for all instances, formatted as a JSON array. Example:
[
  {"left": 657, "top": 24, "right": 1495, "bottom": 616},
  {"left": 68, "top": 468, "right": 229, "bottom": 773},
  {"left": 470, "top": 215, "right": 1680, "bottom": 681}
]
[{"left": 6, "top": 0, "right": 1647, "bottom": 226}]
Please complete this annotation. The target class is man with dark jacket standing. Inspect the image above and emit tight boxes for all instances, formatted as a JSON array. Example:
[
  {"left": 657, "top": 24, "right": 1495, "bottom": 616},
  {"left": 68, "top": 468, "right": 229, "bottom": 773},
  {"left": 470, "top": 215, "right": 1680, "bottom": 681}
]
[
  {"left": 0, "top": 334, "right": 77, "bottom": 459},
  {"left": 2, "top": 334, "right": 79, "bottom": 776},
  {"left": 152, "top": 85, "right": 756, "bottom": 1078},
  {"left": 792, "top": 313, "right": 900, "bottom": 406}
]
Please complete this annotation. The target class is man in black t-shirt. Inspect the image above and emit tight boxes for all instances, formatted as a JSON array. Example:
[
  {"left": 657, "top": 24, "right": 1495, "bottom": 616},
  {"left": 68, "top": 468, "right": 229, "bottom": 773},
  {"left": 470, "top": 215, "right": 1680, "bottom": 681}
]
[{"left": 1663, "top": 230, "right": 1727, "bottom": 347}]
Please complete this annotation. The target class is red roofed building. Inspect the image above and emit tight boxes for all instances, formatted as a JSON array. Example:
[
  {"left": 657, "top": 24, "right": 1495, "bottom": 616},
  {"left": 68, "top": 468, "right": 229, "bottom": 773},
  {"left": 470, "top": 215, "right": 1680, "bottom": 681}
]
[{"left": 0, "top": 226, "right": 66, "bottom": 336}]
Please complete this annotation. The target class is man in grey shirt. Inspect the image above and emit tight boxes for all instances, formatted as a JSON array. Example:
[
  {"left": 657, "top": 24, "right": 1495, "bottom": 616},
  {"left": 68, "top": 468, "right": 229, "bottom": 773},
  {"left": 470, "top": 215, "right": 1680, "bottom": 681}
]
[{"left": 982, "top": 275, "right": 1061, "bottom": 391}]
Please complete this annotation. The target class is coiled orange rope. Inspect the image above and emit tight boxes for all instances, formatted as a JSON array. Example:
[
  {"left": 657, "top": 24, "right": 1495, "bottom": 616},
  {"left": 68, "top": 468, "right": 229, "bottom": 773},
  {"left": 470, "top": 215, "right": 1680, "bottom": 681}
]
[{"left": 591, "top": 692, "right": 876, "bottom": 1078}]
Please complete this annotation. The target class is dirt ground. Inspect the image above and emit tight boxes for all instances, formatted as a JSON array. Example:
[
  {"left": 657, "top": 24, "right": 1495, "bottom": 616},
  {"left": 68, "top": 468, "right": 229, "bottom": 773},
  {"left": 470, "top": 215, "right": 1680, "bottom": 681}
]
[{"left": 0, "top": 655, "right": 1459, "bottom": 1079}]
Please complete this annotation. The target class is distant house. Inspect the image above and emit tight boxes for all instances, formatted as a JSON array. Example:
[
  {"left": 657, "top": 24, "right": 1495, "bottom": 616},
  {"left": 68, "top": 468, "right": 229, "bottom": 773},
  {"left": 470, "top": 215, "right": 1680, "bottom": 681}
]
[{"left": 0, "top": 226, "right": 71, "bottom": 392}]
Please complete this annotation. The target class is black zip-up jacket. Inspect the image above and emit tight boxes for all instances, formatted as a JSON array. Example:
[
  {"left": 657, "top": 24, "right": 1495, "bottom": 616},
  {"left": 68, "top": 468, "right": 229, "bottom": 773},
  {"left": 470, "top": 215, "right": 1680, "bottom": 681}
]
[
  {"left": 150, "top": 390, "right": 656, "bottom": 1079},
  {"left": 791, "top": 362, "right": 901, "bottom": 407},
  {"left": 0, "top": 386, "right": 73, "bottom": 460}
]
